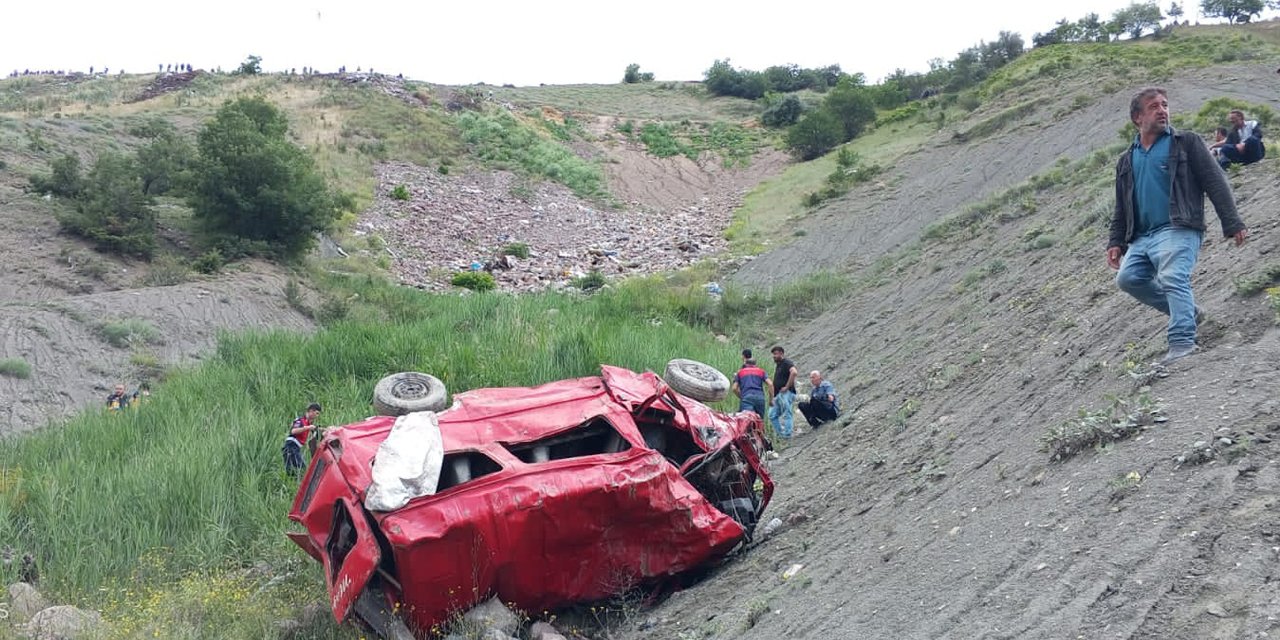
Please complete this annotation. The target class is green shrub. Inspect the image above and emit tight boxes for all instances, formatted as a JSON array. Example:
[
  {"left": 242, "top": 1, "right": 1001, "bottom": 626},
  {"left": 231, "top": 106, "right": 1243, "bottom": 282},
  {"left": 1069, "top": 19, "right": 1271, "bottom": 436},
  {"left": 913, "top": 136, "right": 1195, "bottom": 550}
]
[
  {"left": 761, "top": 95, "right": 803, "bottom": 128},
  {"left": 138, "top": 254, "right": 190, "bottom": 286},
  {"left": 56, "top": 153, "right": 156, "bottom": 258},
  {"left": 0, "top": 357, "right": 32, "bottom": 379},
  {"left": 451, "top": 271, "right": 496, "bottom": 292},
  {"left": 98, "top": 319, "right": 162, "bottom": 348},
  {"left": 191, "top": 249, "right": 225, "bottom": 275},
  {"left": 786, "top": 110, "right": 844, "bottom": 160},
  {"left": 502, "top": 242, "right": 531, "bottom": 259},
  {"left": 390, "top": 184, "right": 410, "bottom": 201},
  {"left": 572, "top": 270, "right": 607, "bottom": 291},
  {"left": 30, "top": 153, "right": 85, "bottom": 197}
]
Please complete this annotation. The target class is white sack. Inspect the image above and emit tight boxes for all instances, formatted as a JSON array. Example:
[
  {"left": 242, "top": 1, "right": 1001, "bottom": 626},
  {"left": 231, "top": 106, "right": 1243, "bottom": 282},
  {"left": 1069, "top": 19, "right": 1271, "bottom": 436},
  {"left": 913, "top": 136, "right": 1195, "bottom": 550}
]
[{"left": 364, "top": 411, "right": 445, "bottom": 512}]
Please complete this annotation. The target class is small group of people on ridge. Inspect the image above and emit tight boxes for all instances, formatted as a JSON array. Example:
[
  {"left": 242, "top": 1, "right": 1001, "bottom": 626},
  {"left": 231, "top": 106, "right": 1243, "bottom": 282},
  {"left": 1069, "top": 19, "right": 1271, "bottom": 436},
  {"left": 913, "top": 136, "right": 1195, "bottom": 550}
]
[{"left": 731, "top": 346, "right": 840, "bottom": 441}]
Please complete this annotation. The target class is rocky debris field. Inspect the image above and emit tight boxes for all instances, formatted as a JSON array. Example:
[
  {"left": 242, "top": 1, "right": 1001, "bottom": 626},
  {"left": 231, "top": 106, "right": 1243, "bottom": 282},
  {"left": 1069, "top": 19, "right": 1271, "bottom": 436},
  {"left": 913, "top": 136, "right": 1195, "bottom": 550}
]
[{"left": 360, "top": 162, "right": 732, "bottom": 292}]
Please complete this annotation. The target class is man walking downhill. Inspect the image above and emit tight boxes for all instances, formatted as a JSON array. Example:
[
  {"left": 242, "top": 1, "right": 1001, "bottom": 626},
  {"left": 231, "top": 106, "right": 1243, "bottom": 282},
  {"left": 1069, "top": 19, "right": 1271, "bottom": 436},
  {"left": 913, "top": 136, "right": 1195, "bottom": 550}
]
[
  {"left": 1108, "top": 87, "right": 1247, "bottom": 366},
  {"left": 768, "top": 346, "right": 798, "bottom": 439}
]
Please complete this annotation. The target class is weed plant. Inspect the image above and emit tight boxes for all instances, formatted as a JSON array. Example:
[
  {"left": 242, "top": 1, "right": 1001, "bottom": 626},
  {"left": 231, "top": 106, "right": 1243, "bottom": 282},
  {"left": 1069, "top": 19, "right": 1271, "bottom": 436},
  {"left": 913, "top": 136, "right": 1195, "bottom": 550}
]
[{"left": 0, "top": 358, "right": 32, "bottom": 379}]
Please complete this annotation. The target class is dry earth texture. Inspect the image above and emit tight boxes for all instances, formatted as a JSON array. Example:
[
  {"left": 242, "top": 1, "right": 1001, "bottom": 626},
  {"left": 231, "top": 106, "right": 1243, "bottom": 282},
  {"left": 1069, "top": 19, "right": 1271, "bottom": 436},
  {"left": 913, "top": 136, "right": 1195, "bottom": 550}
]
[
  {"left": 621, "top": 65, "right": 1280, "bottom": 640},
  {"left": 3, "top": 24, "right": 1280, "bottom": 640}
]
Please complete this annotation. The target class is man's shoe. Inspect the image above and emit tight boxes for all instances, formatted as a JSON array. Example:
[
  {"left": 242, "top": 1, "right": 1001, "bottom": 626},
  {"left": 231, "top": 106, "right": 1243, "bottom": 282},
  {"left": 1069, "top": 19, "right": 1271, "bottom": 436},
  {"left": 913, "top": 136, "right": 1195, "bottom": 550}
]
[
  {"left": 1160, "top": 343, "right": 1200, "bottom": 365},
  {"left": 1194, "top": 306, "right": 1205, "bottom": 326}
]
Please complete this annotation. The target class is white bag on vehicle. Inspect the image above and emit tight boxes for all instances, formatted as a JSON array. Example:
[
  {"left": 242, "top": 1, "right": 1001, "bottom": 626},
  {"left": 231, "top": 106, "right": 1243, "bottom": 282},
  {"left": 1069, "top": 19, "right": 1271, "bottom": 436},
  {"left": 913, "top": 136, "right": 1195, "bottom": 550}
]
[{"left": 364, "top": 411, "right": 445, "bottom": 512}]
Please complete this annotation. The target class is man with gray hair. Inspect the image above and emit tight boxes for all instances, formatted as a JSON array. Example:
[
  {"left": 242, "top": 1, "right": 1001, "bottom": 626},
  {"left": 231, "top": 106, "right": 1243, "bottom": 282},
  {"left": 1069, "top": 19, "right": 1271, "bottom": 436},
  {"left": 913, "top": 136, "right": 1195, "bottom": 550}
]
[
  {"left": 798, "top": 370, "right": 840, "bottom": 428},
  {"left": 1107, "top": 87, "right": 1248, "bottom": 365}
]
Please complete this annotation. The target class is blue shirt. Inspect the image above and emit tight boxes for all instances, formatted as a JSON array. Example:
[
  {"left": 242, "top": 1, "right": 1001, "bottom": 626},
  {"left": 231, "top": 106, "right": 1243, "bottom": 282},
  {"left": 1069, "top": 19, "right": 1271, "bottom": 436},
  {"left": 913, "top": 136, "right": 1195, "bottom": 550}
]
[
  {"left": 1131, "top": 130, "right": 1172, "bottom": 236},
  {"left": 734, "top": 365, "right": 770, "bottom": 398},
  {"left": 811, "top": 380, "right": 840, "bottom": 413}
]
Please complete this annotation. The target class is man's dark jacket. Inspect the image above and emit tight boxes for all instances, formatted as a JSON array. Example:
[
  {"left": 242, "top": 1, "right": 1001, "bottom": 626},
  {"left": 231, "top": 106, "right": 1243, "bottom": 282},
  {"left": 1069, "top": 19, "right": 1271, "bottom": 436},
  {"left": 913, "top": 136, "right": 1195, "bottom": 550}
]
[{"left": 1110, "top": 127, "right": 1245, "bottom": 249}]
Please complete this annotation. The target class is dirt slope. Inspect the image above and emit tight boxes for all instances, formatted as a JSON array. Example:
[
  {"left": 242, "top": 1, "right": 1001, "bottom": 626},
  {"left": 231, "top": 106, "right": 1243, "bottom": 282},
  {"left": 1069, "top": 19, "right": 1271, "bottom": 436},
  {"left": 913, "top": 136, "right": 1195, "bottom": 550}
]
[
  {"left": 0, "top": 178, "right": 314, "bottom": 435},
  {"left": 622, "top": 64, "right": 1280, "bottom": 639}
]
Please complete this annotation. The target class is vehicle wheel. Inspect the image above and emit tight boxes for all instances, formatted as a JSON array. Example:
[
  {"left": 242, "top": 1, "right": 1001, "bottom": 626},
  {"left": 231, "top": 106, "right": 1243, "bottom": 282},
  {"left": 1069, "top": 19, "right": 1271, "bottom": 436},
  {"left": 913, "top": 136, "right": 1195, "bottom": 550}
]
[
  {"left": 372, "top": 372, "right": 448, "bottom": 416},
  {"left": 663, "top": 359, "right": 729, "bottom": 403}
]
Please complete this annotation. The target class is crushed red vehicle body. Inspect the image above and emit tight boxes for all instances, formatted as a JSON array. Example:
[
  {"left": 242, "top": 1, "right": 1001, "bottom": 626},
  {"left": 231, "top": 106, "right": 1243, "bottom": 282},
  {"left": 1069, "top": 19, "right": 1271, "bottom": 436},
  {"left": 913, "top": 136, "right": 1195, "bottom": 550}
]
[{"left": 288, "top": 365, "right": 774, "bottom": 636}]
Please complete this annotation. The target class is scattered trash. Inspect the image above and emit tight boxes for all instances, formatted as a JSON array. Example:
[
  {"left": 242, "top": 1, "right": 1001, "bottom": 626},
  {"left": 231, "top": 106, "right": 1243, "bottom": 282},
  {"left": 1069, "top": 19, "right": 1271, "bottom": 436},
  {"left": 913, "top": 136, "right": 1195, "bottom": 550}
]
[
  {"left": 704, "top": 282, "right": 724, "bottom": 296},
  {"left": 782, "top": 563, "right": 805, "bottom": 579},
  {"left": 760, "top": 517, "right": 784, "bottom": 538}
]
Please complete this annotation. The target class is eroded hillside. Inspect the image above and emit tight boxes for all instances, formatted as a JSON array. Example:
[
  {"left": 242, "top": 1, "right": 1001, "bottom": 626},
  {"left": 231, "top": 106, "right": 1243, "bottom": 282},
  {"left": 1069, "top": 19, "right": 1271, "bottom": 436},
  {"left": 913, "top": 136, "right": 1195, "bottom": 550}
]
[{"left": 622, "top": 59, "right": 1280, "bottom": 640}]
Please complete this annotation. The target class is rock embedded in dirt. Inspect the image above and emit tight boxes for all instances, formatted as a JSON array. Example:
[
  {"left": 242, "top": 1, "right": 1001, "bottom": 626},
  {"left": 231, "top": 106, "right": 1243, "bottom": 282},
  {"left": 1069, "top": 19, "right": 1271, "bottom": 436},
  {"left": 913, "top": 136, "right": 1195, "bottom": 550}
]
[
  {"left": 6, "top": 582, "right": 47, "bottom": 622},
  {"left": 23, "top": 605, "right": 103, "bottom": 640},
  {"left": 460, "top": 597, "right": 520, "bottom": 637}
]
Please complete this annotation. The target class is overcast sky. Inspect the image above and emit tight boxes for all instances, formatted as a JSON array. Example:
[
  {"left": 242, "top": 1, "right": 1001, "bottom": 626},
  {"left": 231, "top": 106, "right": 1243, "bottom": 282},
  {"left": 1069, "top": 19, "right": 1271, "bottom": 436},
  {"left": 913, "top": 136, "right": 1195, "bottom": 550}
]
[{"left": 3, "top": 1, "right": 1272, "bottom": 86}]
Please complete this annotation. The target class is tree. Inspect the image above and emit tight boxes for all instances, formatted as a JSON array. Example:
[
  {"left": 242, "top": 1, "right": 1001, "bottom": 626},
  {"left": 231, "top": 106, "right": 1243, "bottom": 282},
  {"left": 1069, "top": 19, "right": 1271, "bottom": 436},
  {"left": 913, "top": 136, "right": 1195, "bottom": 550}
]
[
  {"left": 623, "top": 64, "right": 653, "bottom": 84},
  {"left": 760, "top": 94, "right": 803, "bottom": 128},
  {"left": 57, "top": 153, "right": 156, "bottom": 257},
  {"left": 189, "top": 97, "right": 343, "bottom": 259},
  {"left": 785, "top": 110, "right": 843, "bottom": 160},
  {"left": 30, "top": 153, "right": 85, "bottom": 198},
  {"left": 1168, "top": 1, "right": 1185, "bottom": 19},
  {"left": 1200, "top": 0, "right": 1265, "bottom": 22},
  {"left": 823, "top": 77, "right": 876, "bottom": 141},
  {"left": 1111, "top": 2, "right": 1163, "bottom": 39},
  {"left": 133, "top": 121, "right": 195, "bottom": 195},
  {"left": 236, "top": 55, "right": 262, "bottom": 75}
]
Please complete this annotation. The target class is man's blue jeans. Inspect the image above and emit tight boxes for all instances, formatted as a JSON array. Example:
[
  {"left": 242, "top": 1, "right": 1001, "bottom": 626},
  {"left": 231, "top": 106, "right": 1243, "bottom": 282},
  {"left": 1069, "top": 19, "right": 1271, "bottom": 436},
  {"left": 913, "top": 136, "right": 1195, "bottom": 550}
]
[
  {"left": 1218, "top": 137, "right": 1264, "bottom": 167},
  {"left": 769, "top": 390, "right": 795, "bottom": 439},
  {"left": 1116, "top": 227, "right": 1202, "bottom": 347}
]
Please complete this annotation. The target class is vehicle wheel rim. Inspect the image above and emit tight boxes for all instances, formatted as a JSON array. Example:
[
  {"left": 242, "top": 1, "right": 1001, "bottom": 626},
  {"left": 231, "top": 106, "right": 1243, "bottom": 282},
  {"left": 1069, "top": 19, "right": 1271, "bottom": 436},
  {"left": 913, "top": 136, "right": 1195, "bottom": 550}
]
[
  {"left": 393, "top": 378, "right": 429, "bottom": 399},
  {"left": 680, "top": 364, "right": 717, "bottom": 382}
]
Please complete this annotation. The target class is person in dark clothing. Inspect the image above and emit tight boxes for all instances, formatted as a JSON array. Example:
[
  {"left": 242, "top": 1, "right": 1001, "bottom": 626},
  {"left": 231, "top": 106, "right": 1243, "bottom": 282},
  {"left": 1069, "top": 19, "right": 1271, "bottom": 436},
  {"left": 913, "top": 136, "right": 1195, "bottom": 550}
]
[
  {"left": 798, "top": 370, "right": 840, "bottom": 428},
  {"left": 106, "top": 384, "right": 130, "bottom": 411},
  {"left": 284, "top": 403, "right": 322, "bottom": 476},
  {"left": 1108, "top": 88, "right": 1248, "bottom": 366},
  {"left": 732, "top": 358, "right": 772, "bottom": 417},
  {"left": 1212, "top": 109, "right": 1265, "bottom": 168},
  {"left": 768, "top": 346, "right": 798, "bottom": 439}
]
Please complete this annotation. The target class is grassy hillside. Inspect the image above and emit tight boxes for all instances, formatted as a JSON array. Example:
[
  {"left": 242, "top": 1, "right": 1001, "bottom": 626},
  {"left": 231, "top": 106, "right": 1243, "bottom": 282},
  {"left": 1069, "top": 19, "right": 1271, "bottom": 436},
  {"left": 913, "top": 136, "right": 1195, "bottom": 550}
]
[{"left": 2, "top": 20, "right": 1280, "bottom": 640}]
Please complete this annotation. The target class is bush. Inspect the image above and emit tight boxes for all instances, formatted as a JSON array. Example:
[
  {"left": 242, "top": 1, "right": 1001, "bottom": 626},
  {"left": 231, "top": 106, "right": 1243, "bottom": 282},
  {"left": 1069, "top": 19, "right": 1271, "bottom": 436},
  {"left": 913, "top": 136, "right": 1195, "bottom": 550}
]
[
  {"left": 30, "top": 153, "right": 85, "bottom": 198},
  {"left": 191, "top": 249, "right": 225, "bottom": 275},
  {"left": 0, "top": 357, "right": 32, "bottom": 379},
  {"left": 502, "top": 242, "right": 530, "bottom": 259},
  {"left": 98, "top": 319, "right": 162, "bottom": 348},
  {"left": 823, "top": 77, "right": 877, "bottom": 141},
  {"left": 235, "top": 55, "right": 262, "bottom": 75},
  {"left": 451, "top": 271, "right": 496, "bottom": 292},
  {"left": 786, "top": 110, "right": 844, "bottom": 160},
  {"left": 390, "top": 184, "right": 410, "bottom": 201},
  {"left": 572, "top": 270, "right": 607, "bottom": 291},
  {"left": 761, "top": 95, "right": 802, "bottom": 128},
  {"left": 56, "top": 153, "right": 156, "bottom": 258},
  {"left": 189, "top": 97, "right": 344, "bottom": 260},
  {"left": 135, "top": 124, "right": 195, "bottom": 196}
]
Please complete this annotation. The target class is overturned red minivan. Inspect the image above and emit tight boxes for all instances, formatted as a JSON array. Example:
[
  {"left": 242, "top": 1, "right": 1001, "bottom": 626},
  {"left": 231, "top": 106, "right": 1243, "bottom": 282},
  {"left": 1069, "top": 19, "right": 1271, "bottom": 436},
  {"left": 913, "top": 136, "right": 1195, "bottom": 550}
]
[{"left": 288, "top": 363, "right": 773, "bottom": 638}]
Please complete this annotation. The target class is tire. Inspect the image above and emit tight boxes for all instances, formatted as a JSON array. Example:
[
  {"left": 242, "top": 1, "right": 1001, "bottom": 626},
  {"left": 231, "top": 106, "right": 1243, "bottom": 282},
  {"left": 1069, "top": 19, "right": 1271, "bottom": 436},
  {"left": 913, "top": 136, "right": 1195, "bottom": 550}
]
[
  {"left": 372, "top": 371, "right": 448, "bottom": 416},
  {"left": 663, "top": 358, "right": 729, "bottom": 403}
]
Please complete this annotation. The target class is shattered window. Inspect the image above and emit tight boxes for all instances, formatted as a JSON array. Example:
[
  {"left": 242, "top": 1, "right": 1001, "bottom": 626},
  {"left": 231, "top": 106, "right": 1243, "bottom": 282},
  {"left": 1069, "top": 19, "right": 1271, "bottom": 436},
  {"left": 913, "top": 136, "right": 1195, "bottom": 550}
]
[{"left": 502, "top": 417, "right": 631, "bottom": 463}]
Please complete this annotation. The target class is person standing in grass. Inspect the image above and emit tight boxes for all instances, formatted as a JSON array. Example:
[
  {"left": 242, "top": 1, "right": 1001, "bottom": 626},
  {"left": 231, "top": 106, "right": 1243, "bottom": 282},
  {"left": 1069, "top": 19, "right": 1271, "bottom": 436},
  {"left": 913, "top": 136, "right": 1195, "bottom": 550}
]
[
  {"left": 732, "top": 357, "right": 772, "bottom": 418},
  {"left": 1107, "top": 87, "right": 1247, "bottom": 366},
  {"left": 284, "top": 402, "right": 322, "bottom": 477},
  {"left": 106, "top": 383, "right": 131, "bottom": 410},
  {"left": 768, "top": 346, "right": 798, "bottom": 439}
]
